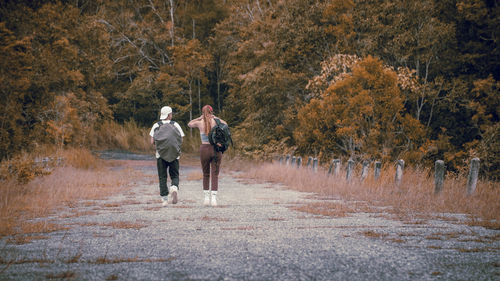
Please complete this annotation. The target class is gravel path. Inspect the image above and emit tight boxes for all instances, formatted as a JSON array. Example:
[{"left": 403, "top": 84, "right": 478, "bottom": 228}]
[{"left": 1, "top": 157, "right": 499, "bottom": 281}]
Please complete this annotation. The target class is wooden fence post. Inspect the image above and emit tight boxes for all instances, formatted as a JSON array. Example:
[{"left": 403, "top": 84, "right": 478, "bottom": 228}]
[
  {"left": 395, "top": 159, "right": 404, "bottom": 186},
  {"left": 346, "top": 159, "right": 354, "bottom": 181},
  {"left": 467, "top": 158, "right": 480, "bottom": 195},
  {"left": 361, "top": 160, "right": 369, "bottom": 181},
  {"left": 374, "top": 161, "right": 381, "bottom": 180},
  {"left": 333, "top": 159, "right": 341, "bottom": 176},
  {"left": 296, "top": 156, "right": 302, "bottom": 168},
  {"left": 434, "top": 160, "right": 445, "bottom": 194},
  {"left": 307, "top": 157, "right": 313, "bottom": 169},
  {"left": 313, "top": 158, "right": 318, "bottom": 173}
]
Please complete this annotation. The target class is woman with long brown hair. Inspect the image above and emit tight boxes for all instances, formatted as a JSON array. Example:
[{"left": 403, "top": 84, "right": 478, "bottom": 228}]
[{"left": 188, "top": 105, "right": 228, "bottom": 206}]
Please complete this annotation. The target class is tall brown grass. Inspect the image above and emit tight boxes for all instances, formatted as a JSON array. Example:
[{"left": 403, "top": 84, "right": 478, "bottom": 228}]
[
  {"left": 0, "top": 148, "right": 143, "bottom": 238},
  {"left": 96, "top": 120, "right": 152, "bottom": 153},
  {"left": 229, "top": 159, "right": 499, "bottom": 229}
]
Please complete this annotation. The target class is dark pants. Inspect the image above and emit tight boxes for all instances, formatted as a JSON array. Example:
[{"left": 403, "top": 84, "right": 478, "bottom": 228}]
[
  {"left": 200, "top": 144, "right": 222, "bottom": 191},
  {"left": 157, "top": 158, "right": 179, "bottom": 197}
]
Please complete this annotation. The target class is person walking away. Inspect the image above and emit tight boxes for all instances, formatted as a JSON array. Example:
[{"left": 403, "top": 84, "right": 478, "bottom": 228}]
[
  {"left": 150, "top": 106, "right": 185, "bottom": 206},
  {"left": 188, "top": 105, "right": 228, "bottom": 206}
]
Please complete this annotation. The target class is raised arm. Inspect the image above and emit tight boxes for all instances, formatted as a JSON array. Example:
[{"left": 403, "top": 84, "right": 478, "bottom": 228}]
[{"left": 188, "top": 116, "right": 203, "bottom": 128}]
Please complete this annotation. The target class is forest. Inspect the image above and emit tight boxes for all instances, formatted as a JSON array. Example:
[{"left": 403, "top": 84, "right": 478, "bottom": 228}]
[{"left": 0, "top": 0, "right": 498, "bottom": 179}]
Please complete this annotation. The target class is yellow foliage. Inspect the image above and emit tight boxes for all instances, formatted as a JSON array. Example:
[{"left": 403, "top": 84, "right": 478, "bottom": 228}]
[
  {"left": 297, "top": 56, "right": 425, "bottom": 162},
  {"left": 0, "top": 153, "right": 51, "bottom": 184}
]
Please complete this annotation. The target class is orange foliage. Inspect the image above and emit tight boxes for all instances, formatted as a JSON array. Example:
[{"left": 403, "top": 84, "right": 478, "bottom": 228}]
[{"left": 296, "top": 56, "right": 426, "bottom": 163}]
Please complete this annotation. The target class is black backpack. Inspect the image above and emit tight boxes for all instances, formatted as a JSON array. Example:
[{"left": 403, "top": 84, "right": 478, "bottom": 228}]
[{"left": 208, "top": 118, "right": 233, "bottom": 154}]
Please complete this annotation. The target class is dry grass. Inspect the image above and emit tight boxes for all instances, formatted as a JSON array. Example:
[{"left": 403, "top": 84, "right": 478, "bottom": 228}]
[
  {"left": 0, "top": 255, "right": 172, "bottom": 269},
  {"left": 102, "top": 203, "right": 121, "bottom": 208},
  {"left": 101, "top": 221, "right": 148, "bottom": 230},
  {"left": 96, "top": 120, "right": 153, "bottom": 153},
  {"left": 228, "top": 159, "right": 500, "bottom": 229},
  {"left": 200, "top": 216, "right": 230, "bottom": 222},
  {"left": 385, "top": 237, "right": 406, "bottom": 243},
  {"left": 455, "top": 247, "right": 500, "bottom": 253},
  {"left": 106, "top": 274, "right": 119, "bottom": 281},
  {"left": 61, "top": 210, "right": 99, "bottom": 218},
  {"left": 361, "top": 230, "right": 389, "bottom": 239},
  {"left": 290, "top": 202, "right": 356, "bottom": 218},
  {"left": 6, "top": 234, "right": 51, "bottom": 245},
  {"left": 0, "top": 150, "right": 144, "bottom": 238},
  {"left": 70, "top": 221, "right": 149, "bottom": 230},
  {"left": 0, "top": 257, "right": 53, "bottom": 265},
  {"left": 58, "top": 148, "right": 104, "bottom": 170},
  {"left": 92, "top": 256, "right": 174, "bottom": 264}
]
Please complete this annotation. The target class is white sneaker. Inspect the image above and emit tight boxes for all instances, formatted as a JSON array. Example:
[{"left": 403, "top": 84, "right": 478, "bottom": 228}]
[
  {"left": 170, "top": 185, "right": 178, "bottom": 204},
  {"left": 203, "top": 190, "right": 210, "bottom": 206},
  {"left": 161, "top": 196, "right": 168, "bottom": 207},
  {"left": 211, "top": 191, "right": 218, "bottom": 207}
]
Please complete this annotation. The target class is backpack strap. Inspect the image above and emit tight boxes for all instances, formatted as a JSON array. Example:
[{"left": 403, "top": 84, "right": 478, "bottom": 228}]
[
  {"left": 154, "top": 121, "right": 163, "bottom": 133},
  {"left": 212, "top": 118, "right": 221, "bottom": 162},
  {"left": 157, "top": 120, "right": 175, "bottom": 128}
]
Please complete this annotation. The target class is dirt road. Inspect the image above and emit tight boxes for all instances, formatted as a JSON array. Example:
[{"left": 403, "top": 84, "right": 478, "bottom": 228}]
[{"left": 1, "top": 155, "right": 498, "bottom": 280}]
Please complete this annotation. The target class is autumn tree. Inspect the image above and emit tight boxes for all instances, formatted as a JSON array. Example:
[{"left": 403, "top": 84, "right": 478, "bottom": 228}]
[
  {"left": 0, "top": 22, "right": 34, "bottom": 159},
  {"left": 215, "top": 0, "right": 339, "bottom": 155},
  {"left": 295, "top": 56, "right": 425, "bottom": 163},
  {"left": 171, "top": 39, "right": 211, "bottom": 130},
  {"left": 321, "top": 0, "right": 355, "bottom": 54},
  {"left": 0, "top": 1, "right": 113, "bottom": 156},
  {"left": 28, "top": 2, "right": 112, "bottom": 146},
  {"left": 1, "top": 0, "right": 498, "bottom": 178}
]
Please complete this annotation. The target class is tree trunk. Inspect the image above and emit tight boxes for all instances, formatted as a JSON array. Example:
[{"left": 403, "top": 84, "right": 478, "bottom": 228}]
[
  {"left": 217, "top": 79, "right": 221, "bottom": 112},
  {"left": 192, "top": 18, "right": 196, "bottom": 39},
  {"left": 189, "top": 81, "right": 193, "bottom": 137},
  {"left": 198, "top": 78, "right": 201, "bottom": 114},
  {"left": 169, "top": 0, "right": 175, "bottom": 47}
]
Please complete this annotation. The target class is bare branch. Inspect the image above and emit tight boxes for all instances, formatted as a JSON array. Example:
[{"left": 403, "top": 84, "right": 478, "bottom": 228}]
[{"left": 148, "top": 0, "right": 165, "bottom": 24}]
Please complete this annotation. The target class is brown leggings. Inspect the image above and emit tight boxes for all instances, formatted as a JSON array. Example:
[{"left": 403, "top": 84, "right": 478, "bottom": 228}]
[{"left": 200, "top": 144, "right": 222, "bottom": 191}]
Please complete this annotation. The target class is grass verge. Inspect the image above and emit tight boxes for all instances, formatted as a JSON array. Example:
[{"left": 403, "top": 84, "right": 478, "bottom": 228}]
[
  {"left": 227, "top": 159, "right": 499, "bottom": 229},
  {"left": 0, "top": 148, "right": 145, "bottom": 239}
]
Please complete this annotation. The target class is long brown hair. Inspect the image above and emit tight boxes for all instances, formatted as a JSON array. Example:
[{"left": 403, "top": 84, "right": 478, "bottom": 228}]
[{"left": 202, "top": 105, "right": 213, "bottom": 135}]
